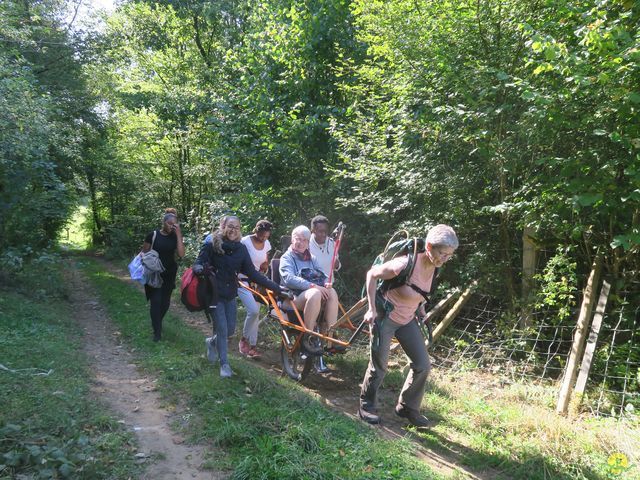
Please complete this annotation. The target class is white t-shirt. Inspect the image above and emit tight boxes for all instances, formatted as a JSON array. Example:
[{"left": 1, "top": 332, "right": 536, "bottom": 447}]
[
  {"left": 239, "top": 235, "right": 271, "bottom": 280},
  {"left": 309, "top": 235, "right": 339, "bottom": 278}
]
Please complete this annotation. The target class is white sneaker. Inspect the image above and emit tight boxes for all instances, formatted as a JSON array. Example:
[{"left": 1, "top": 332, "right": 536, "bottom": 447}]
[
  {"left": 206, "top": 336, "right": 218, "bottom": 364},
  {"left": 220, "top": 363, "right": 233, "bottom": 378}
]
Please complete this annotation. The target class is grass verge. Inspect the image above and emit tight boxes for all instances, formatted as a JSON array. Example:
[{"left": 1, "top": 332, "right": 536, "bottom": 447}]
[
  {"left": 78, "top": 257, "right": 444, "bottom": 479},
  {"left": 333, "top": 343, "right": 639, "bottom": 479},
  {"left": 0, "top": 271, "right": 140, "bottom": 479}
]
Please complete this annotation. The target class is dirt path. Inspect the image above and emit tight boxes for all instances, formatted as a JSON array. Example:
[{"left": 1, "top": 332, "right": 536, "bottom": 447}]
[{"left": 67, "top": 264, "right": 223, "bottom": 480}]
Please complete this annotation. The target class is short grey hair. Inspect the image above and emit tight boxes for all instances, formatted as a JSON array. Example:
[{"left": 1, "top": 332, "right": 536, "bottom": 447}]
[
  {"left": 291, "top": 225, "right": 311, "bottom": 240},
  {"left": 426, "top": 224, "right": 458, "bottom": 250}
]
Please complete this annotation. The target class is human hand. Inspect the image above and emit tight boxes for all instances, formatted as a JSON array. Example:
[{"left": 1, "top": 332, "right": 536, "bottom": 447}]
[
  {"left": 172, "top": 223, "right": 182, "bottom": 236},
  {"left": 315, "top": 285, "right": 331, "bottom": 301},
  {"left": 278, "top": 288, "right": 294, "bottom": 301},
  {"left": 259, "top": 261, "right": 268, "bottom": 273},
  {"left": 364, "top": 308, "right": 377, "bottom": 324}
]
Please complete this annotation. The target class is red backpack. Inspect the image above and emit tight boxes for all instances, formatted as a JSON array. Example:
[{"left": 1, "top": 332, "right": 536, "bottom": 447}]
[{"left": 180, "top": 267, "right": 212, "bottom": 313}]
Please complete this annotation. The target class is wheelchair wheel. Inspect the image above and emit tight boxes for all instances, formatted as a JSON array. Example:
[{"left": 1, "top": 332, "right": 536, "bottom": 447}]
[{"left": 281, "top": 336, "right": 312, "bottom": 381}]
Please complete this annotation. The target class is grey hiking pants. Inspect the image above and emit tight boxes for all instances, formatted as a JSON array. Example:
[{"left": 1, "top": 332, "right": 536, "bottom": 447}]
[{"left": 360, "top": 314, "right": 431, "bottom": 412}]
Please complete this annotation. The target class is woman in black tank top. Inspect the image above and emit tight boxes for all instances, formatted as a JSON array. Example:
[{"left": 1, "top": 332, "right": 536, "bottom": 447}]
[{"left": 141, "top": 208, "right": 185, "bottom": 341}]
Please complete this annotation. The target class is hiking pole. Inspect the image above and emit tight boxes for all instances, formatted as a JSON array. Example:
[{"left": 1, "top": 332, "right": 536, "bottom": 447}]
[{"left": 327, "top": 221, "right": 345, "bottom": 286}]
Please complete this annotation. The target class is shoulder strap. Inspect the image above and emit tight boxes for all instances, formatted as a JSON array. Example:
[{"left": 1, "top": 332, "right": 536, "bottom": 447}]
[
  {"left": 402, "top": 238, "right": 426, "bottom": 286},
  {"left": 379, "top": 238, "right": 424, "bottom": 293},
  {"left": 151, "top": 230, "right": 157, "bottom": 250}
]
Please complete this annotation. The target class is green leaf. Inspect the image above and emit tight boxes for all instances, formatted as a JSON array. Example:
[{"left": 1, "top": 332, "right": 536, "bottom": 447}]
[
  {"left": 621, "top": 189, "right": 640, "bottom": 203},
  {"left": 59, "top": 463, "right": 73, "bottom": 478},
  {"left": 611, "top": 233, "right": 640, "bottom": 250},
  {"left": 544, "top": 47, "right": 556, "bottom": 61},
  {"left": 573, "top": 193, "right": 603, "bottom": 207}
]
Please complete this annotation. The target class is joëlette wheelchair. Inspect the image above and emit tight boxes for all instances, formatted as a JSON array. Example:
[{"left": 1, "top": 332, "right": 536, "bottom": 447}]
[{"left": 239, "top": 258, "right": 370, "bottom": 381}]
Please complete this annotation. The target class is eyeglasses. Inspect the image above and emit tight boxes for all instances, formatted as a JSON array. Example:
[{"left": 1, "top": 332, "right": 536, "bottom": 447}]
[
  {"left": 226, "top": 225, "right": 241, "bottom": 231},
  {"left": 434, "top": 249, "right": 455, "bottom": 261}
]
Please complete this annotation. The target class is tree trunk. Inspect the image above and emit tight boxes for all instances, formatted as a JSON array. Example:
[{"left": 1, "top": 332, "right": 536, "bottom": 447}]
[{"left": 520, "top": 226, "right": 537, "bottom": 328}]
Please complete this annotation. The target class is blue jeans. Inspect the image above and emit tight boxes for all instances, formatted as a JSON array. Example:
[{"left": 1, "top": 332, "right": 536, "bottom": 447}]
[{"left": 211, "top": 299, "right": 237, "bottom": 365}]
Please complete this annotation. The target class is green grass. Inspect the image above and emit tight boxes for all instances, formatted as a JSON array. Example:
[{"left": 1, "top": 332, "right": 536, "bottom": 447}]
[
  {"left": 331, "top": 348, "right": 639, "bottom": 479},
  {"left": 58, "top": 204, "right": 91, "bottom": 251},
  {"left": 78, "top": 257, "right": 444, "bottom": 479},
  {"left": 0, "top": 281, "right": 141, "bottom": 479}
]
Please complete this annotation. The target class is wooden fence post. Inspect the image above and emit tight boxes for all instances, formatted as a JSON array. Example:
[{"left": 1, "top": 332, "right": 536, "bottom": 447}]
[
  {"left": 520, "top": 226, "right": 538, "bottom": 328},
  {"left": 430, "top": 280, "right": 478, "bottom": 345},
  {"left": 556, "top": 256, "right": 602, "bottom": 415},
  {"left": 570, "top": 279, "right": 611, "bottom": 413},
  {"left": 424, "top": 290, "right": 460, "bottom": 324}
]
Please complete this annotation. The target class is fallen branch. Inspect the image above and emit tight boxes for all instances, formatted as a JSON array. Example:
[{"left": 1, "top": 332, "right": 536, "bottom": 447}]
[{"left": 0, "top": 363, "right": 54, "bottom": 376}]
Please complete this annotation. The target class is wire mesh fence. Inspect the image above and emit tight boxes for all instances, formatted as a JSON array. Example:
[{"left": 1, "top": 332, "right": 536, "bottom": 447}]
[{"left": 429, "top": 282, "right": 639, "bottom": 419}]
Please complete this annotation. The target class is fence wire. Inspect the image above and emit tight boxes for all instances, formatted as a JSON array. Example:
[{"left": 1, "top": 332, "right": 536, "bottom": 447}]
[{"left": 429, "top": 284, "right": 639, "bottom": 418}]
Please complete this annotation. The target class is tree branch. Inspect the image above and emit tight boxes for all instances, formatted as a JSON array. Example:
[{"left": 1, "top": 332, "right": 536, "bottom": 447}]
[{"left": 192, "top": 14, "right": 212, "bottom": 68}]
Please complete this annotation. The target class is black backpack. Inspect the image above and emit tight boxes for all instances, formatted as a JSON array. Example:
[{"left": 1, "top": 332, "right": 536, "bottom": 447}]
[{"left": 373, "top": 231, "right": 439, "bottom": 303}]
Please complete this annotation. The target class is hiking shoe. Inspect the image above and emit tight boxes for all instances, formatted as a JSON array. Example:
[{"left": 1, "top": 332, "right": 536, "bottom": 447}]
[
  {"left": 220, "top": 363, "right": 233, "bottom": 378},
  {"left": 394, "top": 404, "right": 433, "bottom": 428},
  {"left": 247, "top": 346, "right": 261, "bottom": 358},
  {"left": 358, "top": 407, "right": 381, "bottom": 425},
  {"left": 301, "top": 335, "right": 323, "bottom": 356},
  {"left": 239, "top": 337, "right": 251, "bottom": 356},
  {"left": 206, "top": 336, "right": 218, "bottom": 364}
]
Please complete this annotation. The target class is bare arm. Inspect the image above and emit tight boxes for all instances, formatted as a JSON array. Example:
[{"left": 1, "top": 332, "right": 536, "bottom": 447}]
[
  {"left": 173, "top": 224, "right": 185, "bottom": 258},
  {"left": 363, "top": 260, "right": 404, "bottom": 324}
]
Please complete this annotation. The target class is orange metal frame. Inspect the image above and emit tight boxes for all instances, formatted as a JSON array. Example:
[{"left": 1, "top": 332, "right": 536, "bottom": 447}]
[{"left": 238, "top": 282, "right": 369, "bottom": 353}]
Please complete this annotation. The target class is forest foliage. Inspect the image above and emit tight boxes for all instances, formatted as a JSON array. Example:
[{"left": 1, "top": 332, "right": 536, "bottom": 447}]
[{"left": 2, "top": 0, "right": 639, "bottom": 308}]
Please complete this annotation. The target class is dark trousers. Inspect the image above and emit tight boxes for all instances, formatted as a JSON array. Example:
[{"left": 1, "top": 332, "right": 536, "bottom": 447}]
[
  {"left": 146, "top": 283, "right": 173, "bottom": 339},
  {"left": 360, "top": 316, "right": 431, "bottom": 412}
]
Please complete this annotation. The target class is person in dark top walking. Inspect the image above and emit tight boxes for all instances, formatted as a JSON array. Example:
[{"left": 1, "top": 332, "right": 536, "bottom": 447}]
[
  {"left": 142, "top": 208, "right": 185, "bottom": 342},
  {"left": 193, "top": 215, "right": 284, "bottom": 378}
]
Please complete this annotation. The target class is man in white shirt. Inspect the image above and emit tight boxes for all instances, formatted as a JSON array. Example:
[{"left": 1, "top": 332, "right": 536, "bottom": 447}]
[{"left": 309, "top": 215, "right": 341, "bottom": 280}]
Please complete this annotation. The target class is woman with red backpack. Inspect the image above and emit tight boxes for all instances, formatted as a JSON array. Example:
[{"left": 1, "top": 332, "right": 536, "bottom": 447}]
[{"left": 193, "top": 216, "right": 284, "bottom": 378}]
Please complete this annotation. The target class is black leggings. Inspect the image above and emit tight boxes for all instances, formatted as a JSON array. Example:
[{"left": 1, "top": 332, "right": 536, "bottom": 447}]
[{"left": 146, "top": 284, "right": 173, "bottom": 339}]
